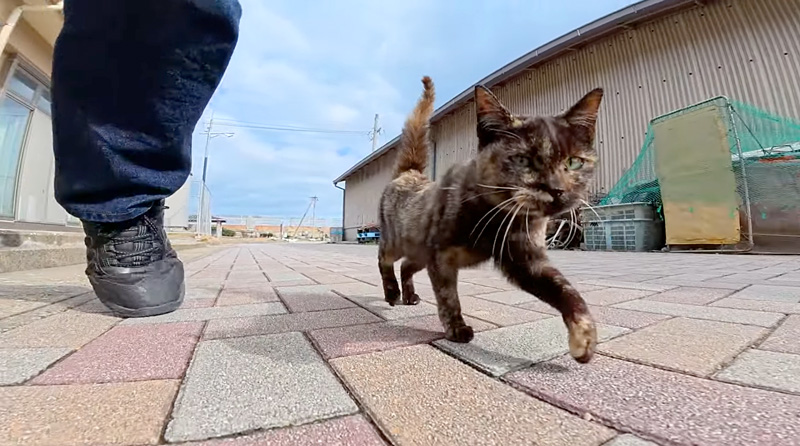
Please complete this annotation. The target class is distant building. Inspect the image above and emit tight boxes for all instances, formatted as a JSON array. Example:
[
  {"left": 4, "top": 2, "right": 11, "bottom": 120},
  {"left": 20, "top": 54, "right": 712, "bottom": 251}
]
[{"left": 1, "top": 0, "right": 190, "bottom": 231}]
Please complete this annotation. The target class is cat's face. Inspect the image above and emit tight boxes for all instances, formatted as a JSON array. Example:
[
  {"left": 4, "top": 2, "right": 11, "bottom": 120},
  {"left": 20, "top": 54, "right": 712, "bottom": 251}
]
[{"left": 473, "top": 86, "right": 603, "bottom": 217}]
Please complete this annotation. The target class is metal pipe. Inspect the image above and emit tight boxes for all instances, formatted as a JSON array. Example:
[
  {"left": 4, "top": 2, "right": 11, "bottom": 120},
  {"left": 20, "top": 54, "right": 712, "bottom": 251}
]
[
  {"left": 334, "top": 182, "right": 345, "bottom": 241},
  {"left": 0, "top": 2, "right": 63, "bottom": 57}
]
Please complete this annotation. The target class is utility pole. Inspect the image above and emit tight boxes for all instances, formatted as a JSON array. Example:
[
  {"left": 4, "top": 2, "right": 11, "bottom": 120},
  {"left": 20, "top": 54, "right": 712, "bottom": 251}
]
[
  {"left": 310, "top": 196, "right": 318, "bottom": 239},
  {"left": 370, "top": 114, "right": 381, "bottom": 152},
  {"left": 196, "top": 111, "right": 233, "bottom": 235}
]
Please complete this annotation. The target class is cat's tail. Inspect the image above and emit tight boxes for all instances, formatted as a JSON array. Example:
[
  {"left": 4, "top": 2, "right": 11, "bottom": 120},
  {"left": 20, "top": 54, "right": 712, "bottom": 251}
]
[{"left": 394, "top": 76, "right": 435, "bottom": 178}]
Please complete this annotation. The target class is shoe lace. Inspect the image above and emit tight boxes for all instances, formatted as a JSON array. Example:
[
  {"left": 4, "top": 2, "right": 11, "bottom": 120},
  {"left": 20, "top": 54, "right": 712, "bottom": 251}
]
[{"left": 93, "top": 221, "right": 162, "bottom": 266}]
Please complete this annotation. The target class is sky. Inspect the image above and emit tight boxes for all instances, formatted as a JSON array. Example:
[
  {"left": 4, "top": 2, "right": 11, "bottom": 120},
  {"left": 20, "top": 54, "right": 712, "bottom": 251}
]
[{"left": 191, "top": 0, "right": 636, "bottom": 222}]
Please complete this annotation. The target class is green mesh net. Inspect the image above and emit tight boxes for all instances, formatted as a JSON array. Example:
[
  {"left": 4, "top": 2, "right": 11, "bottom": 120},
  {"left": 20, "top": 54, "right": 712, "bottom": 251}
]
[{"left": 599, "top": 97, "right": 800, "bottom": 237}]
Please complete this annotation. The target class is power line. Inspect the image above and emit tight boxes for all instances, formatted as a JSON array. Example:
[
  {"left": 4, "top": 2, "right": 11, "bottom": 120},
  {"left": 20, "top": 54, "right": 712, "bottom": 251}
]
[{"left": 211, "top": 119, "right": 370, "bottom": 135}]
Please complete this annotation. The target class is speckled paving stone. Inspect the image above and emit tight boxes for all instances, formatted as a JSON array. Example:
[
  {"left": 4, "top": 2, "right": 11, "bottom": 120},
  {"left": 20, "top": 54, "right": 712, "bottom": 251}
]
[
  {"left": 180, "top": 298, "right": 216, "bottom": 309},
  {"left": 276, "top": 285, "right": 355, "bottom": 312},
  {"left": 615, "top": 300, "right": 783, "bottom": 327},
  {"left": 203, "top": 307, "right": 381, "bottom": 339},
  {"left": 579, "top": 279, "right": 677, "bottom": 292},
  {"left": 331, "top": 345, "right": 615, "bottom": 446},
  {"left": 508, "top": 354, "right": 800, "bottom": 446},
  {"left": 599, "top": 317, "right": 767, "bottom": 376},
  {"left": 459, "top": 295, "right": 551, "bottom": 326},
  {"left": 728, "top": 284, "right": 800, "bottom": 302},
  {"left": 604, "top": 434, "right": 661, "bottom": 446},
  {"left": 434, "top": 317, "right": 629, "bottom": 376},
  {"left": 347, "top": 293, "right": 439, "bottom": 320},
  {"left": 165, "top": 332, "right": 358, "bottom": 442},
  {"left": 120, "top": 302, "right": 286, "bottom": 325},
  {"left": 185, "top": 286, "right": 221, "bottom": 300},
  {"left": 0, "top": 299, "right": 46, "bottom": 319},
  {"left": 0, "top": 293, "right": 94, "bottom": 334},
  {"left": 517, "top": 299, "right": 560, "bottom": 315},
  {"left": 581, "top": 288, "right": 656, "bottom": 306},
  {"left": 473, "top": 289, "right": 538, "bottom": 305},
  {"left": 645, "top": 286, "right": 733, "bottom": 305},
  {"left": 31, "top": 322, "right": 203, "bottom": 384},
  {"left": 759, "top": 315, "right": 800, "bottom": 354},
  {"left": 182, "top": 415, "right": 386, "bottom": 446},
  {"left": 0, "top": 347, "right": 73, "bottom": 385},
  {"left": 0, "top": 310, "right": 118, "bottom": 348},
  {"left": 715, "top": 349, "right": 800, "bottom": 394},
  {"left": 330, "top": 282, "right": 383, "bottom": 298},
  {"left": 215, "top": 286, "right": 278, "bottom": 306},
  {"left": 303, "top": 272, "right": 358, "bottom": 285},
  {"left": 0, "top": 380, "right": 178, "bottom": 446},
  {"left": 710, "top": 297, "right": 800, "bottom": 314},
  {"left": 310, "top": 315, "right": 495, "bottom": 358},
  {"left": 586, "top": 305, "right": 671, "bottom": 329},
  {"left": 608, "top": 274, "right": 665, "bottom": 283}
]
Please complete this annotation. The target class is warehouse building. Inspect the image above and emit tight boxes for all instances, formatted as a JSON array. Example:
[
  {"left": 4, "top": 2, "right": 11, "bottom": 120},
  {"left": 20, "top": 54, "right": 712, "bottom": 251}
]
[{"left": 333, "top": 0, "right": 800, "bottom": 241}]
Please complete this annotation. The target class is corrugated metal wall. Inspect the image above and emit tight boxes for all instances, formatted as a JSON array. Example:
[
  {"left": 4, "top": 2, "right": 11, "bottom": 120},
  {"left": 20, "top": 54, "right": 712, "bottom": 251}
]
[
  {"left": 342, "top": 0, "right": 800, "bottom": 237},
  {"left": 343, "top": 150, "right": 397, "bottom": 240}
]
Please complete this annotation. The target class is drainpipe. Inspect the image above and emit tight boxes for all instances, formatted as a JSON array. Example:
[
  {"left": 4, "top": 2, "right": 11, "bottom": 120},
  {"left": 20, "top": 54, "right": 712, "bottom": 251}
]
[
  {"left": 334, "top": 181, "right": 345, "bottom": 241},
  {"left": 0, "top": 1, "right": 64, "bottom": 57}
]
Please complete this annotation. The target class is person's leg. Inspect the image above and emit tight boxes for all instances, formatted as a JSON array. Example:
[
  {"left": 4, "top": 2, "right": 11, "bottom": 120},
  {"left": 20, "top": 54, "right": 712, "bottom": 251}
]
[{"left": 51, "top": 0, "right": 241, "bottom": 317}]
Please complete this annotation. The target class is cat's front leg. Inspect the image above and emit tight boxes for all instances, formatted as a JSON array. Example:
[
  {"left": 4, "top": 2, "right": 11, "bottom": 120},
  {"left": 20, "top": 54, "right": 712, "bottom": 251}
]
[
  {"left": 500, "top": 243, "right": 597, "bottom": 363},
  {"left": 427, "top": 252, "right": 473, "bottom": 343}
]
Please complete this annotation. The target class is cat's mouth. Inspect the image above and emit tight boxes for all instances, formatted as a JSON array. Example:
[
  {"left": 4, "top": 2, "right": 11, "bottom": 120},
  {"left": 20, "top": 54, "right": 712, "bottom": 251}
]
[{"left": 513, "top": 189, "right": 576, "bottom": 215}]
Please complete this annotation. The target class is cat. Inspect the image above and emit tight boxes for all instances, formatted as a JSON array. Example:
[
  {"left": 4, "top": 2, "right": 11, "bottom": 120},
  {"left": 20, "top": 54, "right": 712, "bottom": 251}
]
[{"left": 378, "top": 76, "right": 603, "bottom": 363}]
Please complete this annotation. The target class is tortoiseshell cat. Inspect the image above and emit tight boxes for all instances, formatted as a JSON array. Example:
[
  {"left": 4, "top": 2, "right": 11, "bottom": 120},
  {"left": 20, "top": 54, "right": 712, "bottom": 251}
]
[{"left": 379, "top": 76, "right": 603, "bottom": 363}]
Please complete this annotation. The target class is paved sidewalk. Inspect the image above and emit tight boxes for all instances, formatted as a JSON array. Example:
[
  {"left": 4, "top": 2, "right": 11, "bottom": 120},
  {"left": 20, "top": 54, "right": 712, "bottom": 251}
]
[{"left": 2, "top": 244, "right": 800, "bottom": 446}]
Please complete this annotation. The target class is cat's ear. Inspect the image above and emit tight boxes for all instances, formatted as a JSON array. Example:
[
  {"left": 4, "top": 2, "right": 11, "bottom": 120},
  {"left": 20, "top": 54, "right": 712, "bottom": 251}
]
[
  {"left": 475, "top": 85, "right": 513, "bottom": 144},
  {"left": 563, "top": 88, "right": 603, "bottom": 130}
]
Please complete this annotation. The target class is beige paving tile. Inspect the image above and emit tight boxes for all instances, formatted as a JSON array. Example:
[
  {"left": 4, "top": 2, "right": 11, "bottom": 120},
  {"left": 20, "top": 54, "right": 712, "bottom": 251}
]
[
  {"left": 0, "top": 380, "right": 178, "bottom": 445},
  {"left": 615, "top": 300, "right": 783, "bottom": 327},
  {"left": 331, "top": 345, "right": 615, "bottom": 446},
  {"left": 759, "top": 315, "right": 800, "bottom": 355},
  {"left": 715, "top": 349, "right": 800, "bottom": 394},
  {"left": 0, "top": 310, "right": 118, "bottom": 348},
  {"left": 599, "top": 317, "right": 767, "bottom": 376}
]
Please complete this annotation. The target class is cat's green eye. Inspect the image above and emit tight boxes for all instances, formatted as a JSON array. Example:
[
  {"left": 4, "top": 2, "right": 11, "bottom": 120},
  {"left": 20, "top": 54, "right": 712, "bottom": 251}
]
[
  {"left": 565, "top": 157, "right": 584, "bottom": 171},
  {"left": 512, "top": 155, "right": 530, "bottom": 168}
]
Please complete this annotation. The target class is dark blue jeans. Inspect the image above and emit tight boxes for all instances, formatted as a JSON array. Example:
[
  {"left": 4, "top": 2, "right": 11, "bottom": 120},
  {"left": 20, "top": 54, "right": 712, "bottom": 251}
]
[{"left": 51, "top": 0, "right": 242, "bottom": 223}]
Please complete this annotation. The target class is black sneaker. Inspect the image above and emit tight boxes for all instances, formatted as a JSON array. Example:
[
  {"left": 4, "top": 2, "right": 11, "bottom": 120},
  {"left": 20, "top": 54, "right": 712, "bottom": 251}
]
[{"left": 82, "top": 200, "right": 184, "bottom": 317}]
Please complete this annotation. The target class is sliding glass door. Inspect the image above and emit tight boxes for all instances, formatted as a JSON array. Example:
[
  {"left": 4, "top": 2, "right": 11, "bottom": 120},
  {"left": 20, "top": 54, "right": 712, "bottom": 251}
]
[{"left": 0, "top": 96, "right": 32, "bottom": 218}]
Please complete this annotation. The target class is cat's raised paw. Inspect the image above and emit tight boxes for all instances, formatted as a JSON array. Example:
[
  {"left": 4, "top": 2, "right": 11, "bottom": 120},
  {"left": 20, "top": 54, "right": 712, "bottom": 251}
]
[
  {"left": 446, "top": 325, "right": 474, "bottom": 343},
  {"left": 568, "top": 315, "right": 597, "bottom": 363},
  {"left": 402, "top": 293, "right": 420, "bottom": 305}
]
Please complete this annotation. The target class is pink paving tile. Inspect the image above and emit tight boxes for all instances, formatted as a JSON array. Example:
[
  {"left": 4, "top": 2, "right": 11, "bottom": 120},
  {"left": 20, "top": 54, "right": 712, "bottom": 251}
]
[
  {"left": 181, "top": 415, "right": 386, "bottom": 445},
  {"left": 215, "top": 286, "right": 279, "bottom": 306},
  {"left": 31, "top": 322, "right": 203, "bottom": 384},
  {"left": 309, "top": 315, "right": 496, "bottom": 358},
  {"left": 507, "top": 354, "right": 800, "bottom": 446}
]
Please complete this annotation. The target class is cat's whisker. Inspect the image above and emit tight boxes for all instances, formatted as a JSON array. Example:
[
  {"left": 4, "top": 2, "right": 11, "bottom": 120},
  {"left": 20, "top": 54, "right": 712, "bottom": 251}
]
[
  {"left": 580, "top": 199, "right": 603, "bottom": 222},
  {"left": 469, "top": 196, "right": 516, "bottom": 238},
  {"left": 500, "top": 203, "right": 523, "bottom": 263},
  {"left": 492, "top": 202, "right": 519, "bottom": 259},
  {"left": 472, "top": 200, "right": 515, "bottom": 247},
  {"left": 525, "top": 208, "right": 531, "bottom": 244},
  {"left": 461, "top": 190, "right": 505, "bottom": 204},
  {"left": 477, "top": 184, "right": 519, "bottom": 191}
]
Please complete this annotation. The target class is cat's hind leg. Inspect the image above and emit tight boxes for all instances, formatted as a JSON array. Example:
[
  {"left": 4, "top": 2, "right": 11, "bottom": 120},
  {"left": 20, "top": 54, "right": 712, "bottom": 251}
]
[
  {"left": 378, "top": 241, "right": 401, "bottom": 306},
  {"left": 400, "top": 259, "right": 424, "bottom": 305}
]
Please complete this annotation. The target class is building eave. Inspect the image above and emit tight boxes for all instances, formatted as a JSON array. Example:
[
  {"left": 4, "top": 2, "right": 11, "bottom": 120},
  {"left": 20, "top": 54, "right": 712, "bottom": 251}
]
[{"left": 333, "top": 0, "right": 696, "bottom": 185}]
